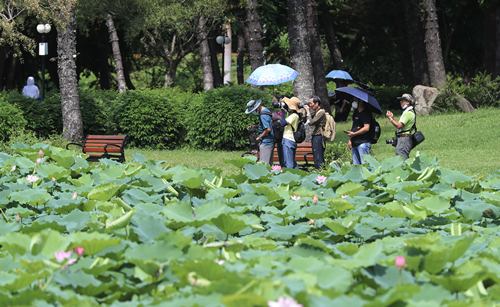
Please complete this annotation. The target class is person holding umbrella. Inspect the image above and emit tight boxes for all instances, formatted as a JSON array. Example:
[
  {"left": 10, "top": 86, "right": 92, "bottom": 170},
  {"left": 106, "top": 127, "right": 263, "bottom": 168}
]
[
  {"left": 386, "top": 94, "right": 416, "bottom": 160},
  {"left": 344, "top": 97, "right": 372, "bottom": 165}
]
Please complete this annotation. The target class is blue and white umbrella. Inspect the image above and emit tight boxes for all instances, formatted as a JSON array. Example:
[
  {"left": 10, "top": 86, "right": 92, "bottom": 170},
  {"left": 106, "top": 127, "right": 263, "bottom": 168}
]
[
  {"left": 326, "top": 70, "right": 353, "bottom": 81},
  {"left": 246, "top": 64, "right": 299, "bottom": 86}
]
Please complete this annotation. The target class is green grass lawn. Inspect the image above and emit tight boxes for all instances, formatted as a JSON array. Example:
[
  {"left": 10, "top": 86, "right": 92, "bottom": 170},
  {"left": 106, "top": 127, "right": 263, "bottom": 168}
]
[{"left": 125, "top": 107, "right": 500, "bottom": 179}]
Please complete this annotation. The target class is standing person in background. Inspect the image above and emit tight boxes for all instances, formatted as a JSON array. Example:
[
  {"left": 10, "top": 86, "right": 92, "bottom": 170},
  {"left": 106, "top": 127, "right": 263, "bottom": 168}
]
[
  {"left": 333, "top": 80, "right": 351, "bottom": 122},
  {"left": 345, "top": 97, "right": 372, "bottom": 165},
  {"left": 386, "top": 94, "right": 416, "bottom": 160},
  {"left": 280, "top": 97, "right": 302, "bottom": 169},
  {"left": 304, "top": 96, "right": 326, "bottom": 169},
  {"left": 246, "top": 99, "right": 274, "bottom": 165},
  {"left": 22, "top": 76, "right": 40, "bottom": 99},
  {"left": 272, "top": 95, "right": 290, "bottom": 167}
]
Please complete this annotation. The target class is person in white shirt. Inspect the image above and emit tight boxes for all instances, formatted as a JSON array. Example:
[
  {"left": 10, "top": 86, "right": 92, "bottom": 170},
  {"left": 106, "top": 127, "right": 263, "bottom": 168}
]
[{"left": 22, "top": 76, "right": 40, "bottom": 99}]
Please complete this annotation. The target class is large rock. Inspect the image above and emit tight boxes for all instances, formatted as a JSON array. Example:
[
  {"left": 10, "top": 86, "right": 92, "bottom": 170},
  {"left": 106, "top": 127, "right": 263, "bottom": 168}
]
[{"left": 413, "top": 85, "right": 439, "bottom": 115}]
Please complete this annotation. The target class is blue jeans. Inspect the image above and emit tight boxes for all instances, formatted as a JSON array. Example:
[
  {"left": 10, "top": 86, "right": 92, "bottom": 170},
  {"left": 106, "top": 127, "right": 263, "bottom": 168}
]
[
  {"left": 352, "top": 142, "right": 371, "bottom": 165},
  {"left": 312, "top": 135, "right": 325, "bottom": 169},
  {"left": 282, "top": 138, "right": 298, "bottom": 169},
  {"left": 276, "top": 141, "right": 284, "bottom": 167}
]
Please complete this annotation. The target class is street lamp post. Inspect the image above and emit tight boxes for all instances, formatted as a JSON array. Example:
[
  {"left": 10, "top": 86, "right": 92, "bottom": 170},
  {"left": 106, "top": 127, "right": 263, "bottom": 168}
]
[
  {"left": 36, "top": 23, "right": 51, "bottom": 100},
  {"left": 216, "top": 30, "right": 231, "bottom": 86}
]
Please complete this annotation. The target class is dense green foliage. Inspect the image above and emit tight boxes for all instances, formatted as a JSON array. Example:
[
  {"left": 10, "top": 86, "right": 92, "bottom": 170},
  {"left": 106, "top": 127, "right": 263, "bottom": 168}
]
[
  {"left": 186, "top": 85, "right": 273, "bottom": 150},
  {"left": 0, "top": 98, "right": 27, "bottom": 142},
  {"left": 111, "top": 89, "right": 188, "bottom": 149},
  {"left": 2, "top": 143, "right": 500, "bottom": 305}
]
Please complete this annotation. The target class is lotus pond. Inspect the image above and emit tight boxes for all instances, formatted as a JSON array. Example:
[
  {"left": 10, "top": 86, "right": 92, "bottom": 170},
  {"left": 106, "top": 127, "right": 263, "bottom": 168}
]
[{"left": 1, "top": 142, "right": 500, "bottom": 306}]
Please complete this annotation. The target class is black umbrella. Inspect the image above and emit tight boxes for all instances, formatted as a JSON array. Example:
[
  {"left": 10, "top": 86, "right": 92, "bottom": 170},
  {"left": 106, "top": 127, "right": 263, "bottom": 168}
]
[{"left": 335, "top": 87, "right": 382, "bottom": 115}]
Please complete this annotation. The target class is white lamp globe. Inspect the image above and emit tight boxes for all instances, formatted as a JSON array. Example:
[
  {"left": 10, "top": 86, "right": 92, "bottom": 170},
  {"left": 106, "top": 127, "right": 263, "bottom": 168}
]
[
  {"left": 216, "top": 36, "right": 224, "bottom": 44},
  {"left": 224, "top": 37, "right": 231, "bottom": 44}
]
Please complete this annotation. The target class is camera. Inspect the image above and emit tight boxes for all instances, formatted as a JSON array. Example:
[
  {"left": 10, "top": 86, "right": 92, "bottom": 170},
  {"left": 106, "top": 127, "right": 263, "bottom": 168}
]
[
  {"left": 386, "top": 137, "right": 397, "bottom": 147},
  {"left": 298, "top": 102, "right": 310, "bottom": 108},
  {"left": 248, "top": 128, "right": 257, "bottom": 133},
  {"left": 273, "top": 101, "right": 287, "bottom": 109}
]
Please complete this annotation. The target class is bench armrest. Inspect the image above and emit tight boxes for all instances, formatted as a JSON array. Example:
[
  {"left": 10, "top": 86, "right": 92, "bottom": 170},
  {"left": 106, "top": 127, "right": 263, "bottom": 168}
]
[
  {"left": 303, "top": 152, "right": 313, "bottom": 165},
  {"left": 66, "top": 142, "right": 83, "bottom": 150},
  {"left": 103, "top": 143, "right": 123, "bottom": 155}
]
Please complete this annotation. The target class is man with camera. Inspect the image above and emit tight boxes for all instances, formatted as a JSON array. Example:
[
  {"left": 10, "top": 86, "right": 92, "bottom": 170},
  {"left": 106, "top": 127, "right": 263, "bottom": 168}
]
[
  {"left": 303, "top": 96, "right": 326, "bottom": 169},
  {"left": 386, "top": 93, "right": 416, "bottom": 160},
  {"left": 246, "top": 99, "right": 274, "bottom": 165},
  {"left": 345, "top": 98, "right": 372, "bottom": 165}
]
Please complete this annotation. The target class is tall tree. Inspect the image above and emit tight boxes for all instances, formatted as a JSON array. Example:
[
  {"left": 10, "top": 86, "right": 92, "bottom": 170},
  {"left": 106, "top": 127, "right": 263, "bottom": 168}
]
[
  {"left": 288, "top": 0, "right": 314, "bottom": 103},
  {"left": 403, "top": 0, "right": 431, "bottom": 86},
  {"left": 306, "top": 0, "right": 329, "bottom": 112},
  {"left": 138, "top": 0, "right": 227, "bottom": 87},
  {"left": 243, "top": 0, "right": 264, "bottom": 82},
  {"left": 105, "top": 13, "right": 126, "bottom": 93},
  {"left": 320, "top": 7, "right": 344, "bottom": 71},
  {"left": 236, "top": 17, "right": 246, "bottom": 85},
  {"left": 196, "top": 16, "right": 214, "bottom": 91},
  {"left": 422, "top": 0, "right": 446, "bottom": 86}
]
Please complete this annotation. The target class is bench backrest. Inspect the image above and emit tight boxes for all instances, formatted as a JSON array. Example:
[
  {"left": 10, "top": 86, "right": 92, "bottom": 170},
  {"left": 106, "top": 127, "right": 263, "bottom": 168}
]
[
  {"left": 83, "top": 135, "right": 127, "bottom": 154},
  {"left": 273, "top": 142, "right": 312, "bottom": 163}
]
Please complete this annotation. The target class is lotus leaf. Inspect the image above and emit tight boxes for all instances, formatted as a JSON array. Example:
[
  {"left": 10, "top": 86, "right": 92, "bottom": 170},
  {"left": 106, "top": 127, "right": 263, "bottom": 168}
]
[
  {"left": 131, "top": 213, "right": 170, "bottom": 243},
  {"left": 211, "top": 214, "right": 256, "bottom": 235},
  {"left": 229, "top": 194, "right": 268, "bottom": 208},
  {"left": 428, "top": 260, "right": 487, "bottom": 293},
  {"left": 243, "top": 163, "right": 270, "bottom": 181},
  {"left": 390, "top": 181, "right": 431, "bottom": 195},
  {"left": 0, "top": 232, "right": 31, "bottom": 256},
  {"left": 415, "top": 195, "right": 450, "bottom": 215},
  {"left": 88, "top": 182, "right": 121, "bottom": 201},
  {"left": 0, "top": 271, "right": 50, "bottom": 291},
  {"left": 9, "top": 189, "right": 51, "bottom": 206},
  {"left": 265, "top": 223, "right": 311, "bottom": 240},
  {"left": 53, "top": 269, "right": 101, "bottom": 289},
  {"left": 294, "top": 205, "right": 331, "bottom": 219},
  {"left": 208, "top": 187, "right": 242, "bottom": 199},
  {"left": 481, "top": 191, "right": 500, "bottom": 206},
  {"left": 381, "top": 155, "right": 404, "bottom": 172},
  {"left": 360, "top": 265, "right": 415, "bottom": 289},
  {"left": 36, "top": 164, "right": 71, "bottom": 180},
  {"left": 50, "top": 150, "right": 77, "bottom": 169},
  {"left": 69, "top": 232, "right": 121, "bottom": 255},
  {"left": 323, "top": 215, "right": 360, "bottom": 236},
  {"left": 5, "top": 206, "right": 36, "bottom": 218},
  {"left": 455, "top": 200, "right": 500, "bottom": 221},
  {"left": 326, "top": 198, "right": 354, "bottom": 214},
  {"left": 440, "top": 173, "right": 473, "bottom": 190},
  {"left": 342, "top": 166, "right": 364, "bottom": 183},
  {"left": 223, "top": 156, "right": 257, "bottom": 169},
  {"left": 132, "top": 152, "right": 148, "bottom": 164}
]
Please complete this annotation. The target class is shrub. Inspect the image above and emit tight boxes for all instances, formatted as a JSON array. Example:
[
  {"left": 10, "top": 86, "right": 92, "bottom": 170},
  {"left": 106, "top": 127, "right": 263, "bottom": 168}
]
[
  {"left": 324, "top": 141, "right": 352, "bottom": 165},
  {"left": 185, "top": 85, "right": 272, "bottom": 150},
  {"left": 464, "top": 72, "right": 500, "bottom": 108},
  {"left": 79, "top": 90, "right": 118, "bottom": 135},
  {"left": 0, "top": 97, "right": 27, "bottom": 142},
  {"left": 372, "top": 84, "right": 412, "bottom": 110},
  {"left": 112, "top": 89, "right": 188, "bottom": 149}
]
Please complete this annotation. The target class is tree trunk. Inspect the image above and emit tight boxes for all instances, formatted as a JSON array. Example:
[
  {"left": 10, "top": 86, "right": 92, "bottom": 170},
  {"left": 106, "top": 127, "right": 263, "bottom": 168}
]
[
  {"left": 99, "top": 19, "right": 110, "bottom": 90},
  {"left": 237, "top": 17, "right": 246, "bottom": 85},
  {"left": 484, "top": 11, "right": 496, "bottom": 77},
  {"left": 288, "top": 0, "right": 315, "bottom": 104},
  {"left": 57, "top": 4, "right": 83, "bottom": 142},
  {"left": 307, "top": 0, "right": 330, "bottom": 113},
  {"left": 106, "top": 14, "right": 127, "bottom": 93},
  {"left": 496, "top": 7, "right": 500, "bottom": 78},
  {"left": 244, "top": 0, "right": 265, "bottom": 80},
  {"left": 117, "top": 29, "right": 135, "bottom": 90},
  {"left": 165, "top": 59, "right": 181, "bottom": 88},
  {"left": 422, "top": 0, "right": 446, "bottom": 86},
  {"left": 403, "top": 0, "right": 430, "bottom": 86},
  {"left": 0, "top": 46, "right": 7, "bottom": 90},
  {"left": 6, "top": 55, "right": 16, "bottom": 91},
  {"left": 321, "top": 7, "right": 344, "bottom": 71},
  {"left": 208, "top": 31, "right": 222, "bottom": 88},
  {"left": 197, "top": 16, "right": 213, "bottom": 91}
]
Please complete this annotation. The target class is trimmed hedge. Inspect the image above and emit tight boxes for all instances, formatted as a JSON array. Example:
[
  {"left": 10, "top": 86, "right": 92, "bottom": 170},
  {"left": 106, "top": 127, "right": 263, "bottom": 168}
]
[
  {"left": 185, "top": 85, "right": 273, "bottom": 150},
  {"left": 0, "top": 97, "right": 27, "bottom": 142}
]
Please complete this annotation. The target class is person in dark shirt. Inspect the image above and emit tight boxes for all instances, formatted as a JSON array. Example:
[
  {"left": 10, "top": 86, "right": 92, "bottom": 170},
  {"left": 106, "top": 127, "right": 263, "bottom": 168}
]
[{"left": 344, "top": 98, "right": 372, "bottom": 165}]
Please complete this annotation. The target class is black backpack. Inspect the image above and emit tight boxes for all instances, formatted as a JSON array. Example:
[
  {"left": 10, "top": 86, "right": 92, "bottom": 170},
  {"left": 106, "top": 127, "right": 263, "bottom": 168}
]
[
  {"left": 259, "top": 111, "right": 282, "bottom": 142},
  {"left": 291, "top": 116, "right": 306, "bottom": 143},
  {"left": 369, "top": 117, "right": 381, "bottom": 144}
]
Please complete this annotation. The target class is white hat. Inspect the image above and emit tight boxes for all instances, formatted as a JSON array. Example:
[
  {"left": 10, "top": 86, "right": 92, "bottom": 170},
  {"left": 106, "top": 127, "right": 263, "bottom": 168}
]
[{"left": 245, "top": 99, "right": 262, "bottom": 114}]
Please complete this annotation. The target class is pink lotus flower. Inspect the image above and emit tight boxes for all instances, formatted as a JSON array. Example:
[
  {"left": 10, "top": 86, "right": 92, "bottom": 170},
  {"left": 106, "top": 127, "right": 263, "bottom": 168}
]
[
  {"left": 55, "top": 250, "right": 72, "bottom": 262},
  {"left": 341, "top": 195, "right": 348, "bottom": 198},
  {"left": 52, "top": 177, "right": 56, "bottom": 182},
  {"left": 72, "top": 192, "right": 77, "bottom": 199},
  {"left": 308, "top": 219, "right": 314, "bottom": 225},
  {"left": 395, "top": 256, "right": 407, "bottom": 270},
  {"left": 73, "top": 247, "right": 84, "bottom": 257},
  {"left": 36, "top": 158, "right": 42, "bottom": 164},
  {"left": 271, "top": 165, "right": 282, "bottom": 172},
  {"left": 313, "top": 194, "right": 318, "bottom": 204},
  {"left": 268, "top": 297, "right": 303, "bottom": 307},
  {"left": 217, "top": 260, "right": 225, "bottom": 265},
  {"left": 39, "top": 149, "right": 44, "bottom": 156},
  {"left": 316, "top": 175, "right": 328, "bottom": 184},
  {"left": 10, "top": 165, "right": 16, "bottom": 172},
  {"left": 15, "top": 214, "right": 20, "bottom": 222},
  {"left": 26, "top": 175, "right": 39, "bottom": 183},
  {"left": 290, "top": 195, "right": 301, "bottom": 200}
]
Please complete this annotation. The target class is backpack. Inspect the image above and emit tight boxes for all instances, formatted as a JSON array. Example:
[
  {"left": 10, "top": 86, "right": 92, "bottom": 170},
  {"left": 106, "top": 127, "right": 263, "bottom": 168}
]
[
  {"left": 260, "top": 111, "right": 283, "bottom": 142},
  {"left": 369, "top": 117, "right": 381, "bottom": 144},
  {"left": 292, "top": 115, "right": 306, "bottom": 143},
  {"left": 322, "top": 112, "right": 336, "bottom": 142}
]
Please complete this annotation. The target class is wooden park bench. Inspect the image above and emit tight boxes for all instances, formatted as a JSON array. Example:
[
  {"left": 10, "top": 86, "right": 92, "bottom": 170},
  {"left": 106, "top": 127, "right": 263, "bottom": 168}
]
[
  {"left": 66, "top": 135, "right": 128, "bottom": 163},
  {"left": 242, "top": 142, "right": 314, "bottom": 170}
]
